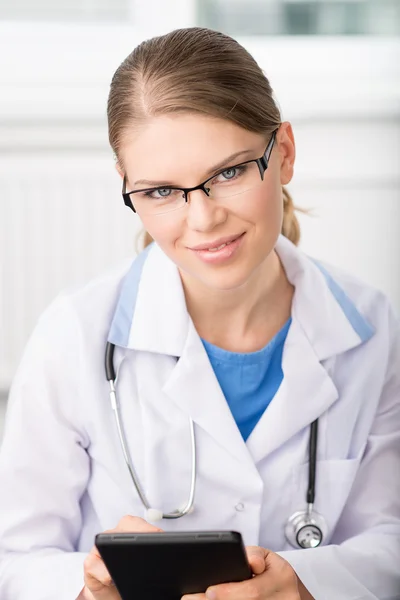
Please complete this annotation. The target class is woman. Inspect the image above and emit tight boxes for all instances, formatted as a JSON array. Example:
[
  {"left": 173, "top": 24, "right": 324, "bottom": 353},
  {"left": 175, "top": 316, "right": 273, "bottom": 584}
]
[{"left": 0, "top": 27, "right": 399, "bottom": 600}]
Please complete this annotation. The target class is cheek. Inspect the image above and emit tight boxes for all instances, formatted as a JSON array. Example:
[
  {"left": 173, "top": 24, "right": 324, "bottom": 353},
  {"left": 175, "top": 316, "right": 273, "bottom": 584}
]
[
  {"left": 139, "top": 213, "right": 184, "bottom": 249},
  {"left": 238, "top": 178, "right": 284, "bottom": 231}
]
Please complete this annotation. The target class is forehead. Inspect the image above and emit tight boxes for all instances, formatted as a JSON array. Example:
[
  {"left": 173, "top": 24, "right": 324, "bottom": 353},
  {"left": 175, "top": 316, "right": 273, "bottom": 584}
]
[{"left": 120, "top": 113, "right": 265, "bottom": 184}]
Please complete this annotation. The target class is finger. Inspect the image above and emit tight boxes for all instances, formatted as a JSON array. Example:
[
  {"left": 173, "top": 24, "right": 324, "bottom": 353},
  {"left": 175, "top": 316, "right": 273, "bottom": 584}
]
[
  {"left": 208, "top": 552, "right": 298, "bottom": 600},
  {"left": 115, "top": 515, "right": 163, "bottom": 533},
  {"left": 205, "top": 570, "right": 273, "bottom": 600},
  {"left": 83, "top": 551, "right": 116, "bottom": 595},
  {"left": 245, "top": 545, "right": 268, "bottom": 576},
  {"left": 181, "top": 595, "right": 206, "bottom": 600},
  {"left": 84, "top": 584, "right": 121, "bottom": 600}
]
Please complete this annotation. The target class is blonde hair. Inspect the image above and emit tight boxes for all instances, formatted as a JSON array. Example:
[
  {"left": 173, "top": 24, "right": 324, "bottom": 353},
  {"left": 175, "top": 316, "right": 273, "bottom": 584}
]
[{"left": 107, "top": 27, "right": 301, "bottom": 248}]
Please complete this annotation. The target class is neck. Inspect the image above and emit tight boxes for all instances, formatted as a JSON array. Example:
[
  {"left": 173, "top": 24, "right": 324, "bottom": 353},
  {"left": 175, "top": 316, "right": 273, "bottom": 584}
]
[{"left": 180, "top": 251, "right": 294, "bottom": 352}]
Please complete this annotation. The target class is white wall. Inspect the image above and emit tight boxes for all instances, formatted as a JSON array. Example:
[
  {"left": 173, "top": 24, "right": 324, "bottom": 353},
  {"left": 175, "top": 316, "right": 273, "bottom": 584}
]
[{"left": 1, "top": 25, "right": 399, "bottom": 401}]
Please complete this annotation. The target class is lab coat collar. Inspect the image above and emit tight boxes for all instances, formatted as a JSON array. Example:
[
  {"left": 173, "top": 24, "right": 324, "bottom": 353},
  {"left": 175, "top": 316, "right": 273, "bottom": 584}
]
[
  {"left": 108, "top": 243, "right": 189, "bottom": 357},
  {"left": 275, "top": 235, "right": 374, "bottom": 361},
  {"left": 108, "top": 235, "right": 374, "bottom": 361},
  {"left": 107, "top": 236, "right": 375, "bottom": 464}
]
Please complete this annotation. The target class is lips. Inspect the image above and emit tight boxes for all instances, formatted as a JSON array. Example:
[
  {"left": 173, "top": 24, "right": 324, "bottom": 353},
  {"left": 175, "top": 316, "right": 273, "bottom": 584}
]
[
  {"left": 190, "top": 233, "right": 243, "bottom": 252},
  {"left": 189, "top": 232, "right": 245, "bottom": 264}
]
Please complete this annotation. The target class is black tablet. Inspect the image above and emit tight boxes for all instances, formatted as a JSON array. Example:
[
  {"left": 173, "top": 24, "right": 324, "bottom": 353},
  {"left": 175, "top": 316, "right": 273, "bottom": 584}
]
[{"left": 95, "top": 530, "right": 252, "bottom": 600}]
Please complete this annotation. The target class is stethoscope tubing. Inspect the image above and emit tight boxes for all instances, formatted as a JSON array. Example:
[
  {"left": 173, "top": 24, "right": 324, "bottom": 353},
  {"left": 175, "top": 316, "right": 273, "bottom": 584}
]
[
  {"left": 105, "top": 341, "right": 325, "bottom": 544},
  {"left": 307, "top": 419, "right": 318, "bottom": 505},
  {"left": 106, "top": 342, "right": 196, "bottom": 519}
]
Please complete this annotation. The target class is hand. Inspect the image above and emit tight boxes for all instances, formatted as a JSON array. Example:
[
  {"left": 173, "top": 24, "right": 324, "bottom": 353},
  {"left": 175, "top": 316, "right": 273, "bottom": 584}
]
[
  {"left": 182, "top": 546, "right": 313, "bottom": 600},
  {"left": 80, "top": 515, "right": 163, "bottom": 600}
]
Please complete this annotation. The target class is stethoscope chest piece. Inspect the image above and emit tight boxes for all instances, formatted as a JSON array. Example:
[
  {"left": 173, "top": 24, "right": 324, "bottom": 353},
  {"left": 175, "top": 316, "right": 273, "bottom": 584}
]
[{"left": 285, "top": 509, "right": 328, "bottom": 549}]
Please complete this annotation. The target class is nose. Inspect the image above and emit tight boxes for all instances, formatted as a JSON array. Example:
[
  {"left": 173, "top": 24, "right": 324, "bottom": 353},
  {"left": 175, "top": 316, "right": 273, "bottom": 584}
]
[{"left": 185, "top": 188, "right": 227, "bottom": 232}]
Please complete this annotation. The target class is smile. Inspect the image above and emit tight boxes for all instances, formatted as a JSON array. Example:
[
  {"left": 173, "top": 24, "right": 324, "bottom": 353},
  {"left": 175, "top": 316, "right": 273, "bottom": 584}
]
[{"left": 189, "top": 233, "right": 245, "bottom": 264}]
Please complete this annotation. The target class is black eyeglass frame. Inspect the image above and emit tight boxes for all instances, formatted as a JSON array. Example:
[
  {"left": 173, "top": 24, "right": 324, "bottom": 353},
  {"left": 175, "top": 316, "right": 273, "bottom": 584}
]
[{"left": 122, "top": 128, "right": 278, "bottom": 213}]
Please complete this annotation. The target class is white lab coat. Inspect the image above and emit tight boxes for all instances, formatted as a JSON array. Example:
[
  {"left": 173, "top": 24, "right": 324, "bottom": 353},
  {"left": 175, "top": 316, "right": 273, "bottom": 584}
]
[{"left": 0, "top": 235, "right": 399, "bottom": 600}]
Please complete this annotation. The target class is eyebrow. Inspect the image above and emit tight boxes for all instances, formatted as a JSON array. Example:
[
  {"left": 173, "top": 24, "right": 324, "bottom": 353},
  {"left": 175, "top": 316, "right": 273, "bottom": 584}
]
[{"left": 132, "top": 148, "right": 256, "bottom": 188}]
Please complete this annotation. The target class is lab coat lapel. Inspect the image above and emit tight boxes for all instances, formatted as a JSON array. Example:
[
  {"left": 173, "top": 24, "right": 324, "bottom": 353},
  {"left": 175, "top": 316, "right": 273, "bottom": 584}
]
[
  {"left": 246, "top": 317, "right": 339, "bottom": 463},
  {"left": 163, "top": 319, "right": 257, "bottom": 469},
  {"left": 247, "top": 236, "right": 374, "bottom": 464}
]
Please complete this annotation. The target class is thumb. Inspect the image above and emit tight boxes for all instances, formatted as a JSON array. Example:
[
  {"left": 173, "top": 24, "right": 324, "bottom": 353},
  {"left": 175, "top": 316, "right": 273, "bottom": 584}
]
[{"left": 245, "top": 546, "right": 267, "bottom": 576}]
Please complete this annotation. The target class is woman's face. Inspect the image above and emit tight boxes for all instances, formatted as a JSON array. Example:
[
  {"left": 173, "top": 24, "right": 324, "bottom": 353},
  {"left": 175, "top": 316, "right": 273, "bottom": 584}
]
[{"left": 120, "top": 114, "right": 295, "bottom": 292}]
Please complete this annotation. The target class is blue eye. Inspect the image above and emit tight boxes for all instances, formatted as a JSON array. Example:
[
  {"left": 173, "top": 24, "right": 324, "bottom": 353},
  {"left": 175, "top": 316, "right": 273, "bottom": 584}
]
[
  {"left": 221, "top": 168, "right": 237, "bottom": 180},
  {"left": 157, "top": 188, "right": 172, "bottom": 197},
  {"left": 213, "top": 165, "right": 247, "bottom": 185},
  {"left": 143, "top": 188, "right": 173, "bottom": 200}
]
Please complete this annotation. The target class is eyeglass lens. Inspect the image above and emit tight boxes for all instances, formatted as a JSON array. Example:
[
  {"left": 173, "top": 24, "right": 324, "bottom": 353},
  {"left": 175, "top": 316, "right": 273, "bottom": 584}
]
[{"left": 132, "top": 160, "right": 264, "bottom": 215}]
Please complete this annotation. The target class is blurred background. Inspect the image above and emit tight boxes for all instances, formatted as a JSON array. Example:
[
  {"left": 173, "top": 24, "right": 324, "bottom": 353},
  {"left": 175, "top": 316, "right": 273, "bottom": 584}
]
[{"left": 0, "top": 0, "right": 399, "bottom": 441}]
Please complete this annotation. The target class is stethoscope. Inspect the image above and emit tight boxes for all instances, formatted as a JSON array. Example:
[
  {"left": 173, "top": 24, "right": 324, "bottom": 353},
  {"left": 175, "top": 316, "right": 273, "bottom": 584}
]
[{"left": 106, "top": 341, "right": 328, "bottom": 549}]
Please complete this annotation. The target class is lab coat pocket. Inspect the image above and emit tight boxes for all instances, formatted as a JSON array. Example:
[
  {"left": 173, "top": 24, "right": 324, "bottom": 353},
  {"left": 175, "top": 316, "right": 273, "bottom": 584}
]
[{"left": 291, "top": 456, "right": 362, "bottom": 545}]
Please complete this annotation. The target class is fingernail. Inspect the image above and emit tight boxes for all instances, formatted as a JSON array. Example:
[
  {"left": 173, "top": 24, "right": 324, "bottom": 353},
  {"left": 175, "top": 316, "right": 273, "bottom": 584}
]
[{"left": 206, "top": 589, "right": 217, "bottom": 600}]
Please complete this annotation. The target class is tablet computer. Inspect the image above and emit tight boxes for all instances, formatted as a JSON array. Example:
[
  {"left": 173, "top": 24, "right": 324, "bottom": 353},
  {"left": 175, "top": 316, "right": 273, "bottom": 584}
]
[{"left": 95, "top": 530, "right": 252, "bottom": 600}]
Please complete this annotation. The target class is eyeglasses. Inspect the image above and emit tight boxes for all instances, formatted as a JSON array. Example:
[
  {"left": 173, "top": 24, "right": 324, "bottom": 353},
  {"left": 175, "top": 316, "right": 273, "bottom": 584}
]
[{"left": 122, "top": 129, "right": 278, "bottom": 216}]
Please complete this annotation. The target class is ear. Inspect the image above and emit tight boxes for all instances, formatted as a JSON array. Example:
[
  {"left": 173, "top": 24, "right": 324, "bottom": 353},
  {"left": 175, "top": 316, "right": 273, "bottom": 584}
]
[
  {"left": 276, "top": 122, "right": 295, "bottom": 186},
  {"left": 115, "top": 161, "right": 124, "bottom": 180}
]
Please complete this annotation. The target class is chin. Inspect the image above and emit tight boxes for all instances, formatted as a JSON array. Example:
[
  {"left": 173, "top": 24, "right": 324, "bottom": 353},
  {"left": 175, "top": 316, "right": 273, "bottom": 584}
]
[{"left": 192, "top": 264, "right": 257, "bottom": 292}]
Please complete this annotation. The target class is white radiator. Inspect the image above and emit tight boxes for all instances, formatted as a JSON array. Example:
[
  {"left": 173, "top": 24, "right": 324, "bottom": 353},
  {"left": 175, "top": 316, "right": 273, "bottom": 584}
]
[{"left": 0, "top": 153, "right": 141, "bottom": 390}]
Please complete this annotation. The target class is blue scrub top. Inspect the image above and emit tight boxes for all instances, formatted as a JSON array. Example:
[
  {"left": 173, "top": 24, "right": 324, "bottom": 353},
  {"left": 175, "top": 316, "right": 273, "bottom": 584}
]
[{"left": 201, "top": 318, "right": 291, "bottom": 441}]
